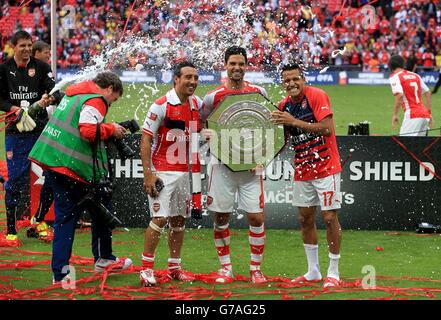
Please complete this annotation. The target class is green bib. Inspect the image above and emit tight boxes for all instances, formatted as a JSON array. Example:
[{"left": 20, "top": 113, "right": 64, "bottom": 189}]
[{"left": 29, "top": 93, "right": 108, "bottom": 183}]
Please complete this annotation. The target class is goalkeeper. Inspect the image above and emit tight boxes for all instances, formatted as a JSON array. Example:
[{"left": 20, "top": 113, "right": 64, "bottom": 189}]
[{"left": 0, "top": 31, "right": 60, "bottom": 247}]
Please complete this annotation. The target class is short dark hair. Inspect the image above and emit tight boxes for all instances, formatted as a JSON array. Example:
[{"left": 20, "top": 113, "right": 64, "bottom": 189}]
[
  {"left": 389, "top": 55, "right": 405, "bottom": 72},
  {"left": 11, "top": 31, "right": 32, "bottom": 46},
  {"left": 281, "top": 63, "right": 304, "bottom": 77},
  {"left": 224, "top": 46, "right": 247, "bottom": 64},
  {"left": 32, "top": 41, "right": 50, "bottom": 56},
  {"left": 93, "top": 71, "right": 123, "bottom": 95},
  {"left": 173, "top": 61, "right": 197, "bottom": 77}
]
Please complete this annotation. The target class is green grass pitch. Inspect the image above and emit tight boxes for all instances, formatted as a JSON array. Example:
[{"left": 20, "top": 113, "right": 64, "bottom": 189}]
[
  {"left": 1, "top": 84, "right": 441, "bottom": 300},
  {"left": 1, "top": 228, "right": 441, "bottom": 300},
  {"left": 106, "top": 84, "right": 441, "bottom": 137}
]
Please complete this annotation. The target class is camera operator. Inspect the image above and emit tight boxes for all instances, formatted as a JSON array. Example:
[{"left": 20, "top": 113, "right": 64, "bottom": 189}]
[
  {"left": 29, "top": 72, "right": 133, "bottom": 284},
  {"left": 0, "top": 31, "right": 61, "bottom": 247}
]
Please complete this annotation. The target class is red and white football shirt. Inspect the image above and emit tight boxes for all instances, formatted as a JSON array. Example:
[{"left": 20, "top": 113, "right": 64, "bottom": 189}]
[
  {"left": 142, "top": 88, "right": 202, "bottom": 172},
  {"left": 200, "top": 82, "right": 267, "bottom": 122},
  {"left": 389, "top": 69, "right": 430, "bottom": 119},
  {"left": 278, "top": 86, "right": 341, "bottom": 181}
]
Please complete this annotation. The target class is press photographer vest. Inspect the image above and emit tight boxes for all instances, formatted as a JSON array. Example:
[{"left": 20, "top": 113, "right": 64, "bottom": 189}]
[{"left": 29, "top": 93, "right": 108, "bottom": 183}]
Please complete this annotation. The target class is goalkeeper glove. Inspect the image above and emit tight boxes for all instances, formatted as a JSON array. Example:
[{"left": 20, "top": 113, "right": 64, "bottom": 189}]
[{"left": 15, "top": 108, "right": 36, "bottom": 132}]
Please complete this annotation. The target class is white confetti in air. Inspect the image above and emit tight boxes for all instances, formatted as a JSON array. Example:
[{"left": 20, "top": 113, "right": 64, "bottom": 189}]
[
  {"left": 237, "top": 214, "right": 244, "bottom": 220},
  {"left": 331, "top": 47, "right": 347, "bottom": 58},
  {"left": 350, "top": 148, "right": 355, "bottom": 152},
  {"left": 319, "top": 66, "right": 329, "bottom": 73},
  {"left": 135, "top": 64, "right": 144, "bottom": 71}
]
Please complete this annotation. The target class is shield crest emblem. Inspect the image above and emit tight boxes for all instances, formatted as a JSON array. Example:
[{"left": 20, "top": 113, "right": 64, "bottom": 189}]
[{"left": 207, "top": 92, "right": 285, "bottom": 172}]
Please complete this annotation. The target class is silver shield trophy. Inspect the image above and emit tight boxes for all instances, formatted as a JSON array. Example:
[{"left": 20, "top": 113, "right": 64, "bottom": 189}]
[{"left": 207, "top": 92, "right": 285, "bottom": 171}]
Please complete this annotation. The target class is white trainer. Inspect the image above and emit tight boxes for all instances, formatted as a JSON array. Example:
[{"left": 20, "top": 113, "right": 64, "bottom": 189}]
[
  {"left": 215, "top": 267, "right": 234, "bottom": 284},
  {"left": 140, "top": 269, "right": 157, "bottom": 286},
  {"left": 52, "top": 275, "right": 75, "bottom": 289},
  {"left": 94, "top": 257, "right": 133, "bottom": 272}
]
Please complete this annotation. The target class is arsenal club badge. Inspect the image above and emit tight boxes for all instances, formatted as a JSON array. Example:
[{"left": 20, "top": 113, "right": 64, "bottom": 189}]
[{"left": 28, "top": 68, "right": 36, "bottom": 77}]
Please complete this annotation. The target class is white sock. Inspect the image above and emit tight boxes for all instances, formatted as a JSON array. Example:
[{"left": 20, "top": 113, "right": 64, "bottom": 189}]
[
  {"left": 327, "top": 253, "right": 340, "bottom": 280},
  {"left": 168, "top": 258, "right": 182, "bottom": 271},
  {"left": 303, "top": 244, "right": 322, "bottom": 280}
]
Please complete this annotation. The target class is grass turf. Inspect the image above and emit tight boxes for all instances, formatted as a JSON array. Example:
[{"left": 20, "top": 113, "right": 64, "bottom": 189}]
[
  {"left": 1, "top": 84, "right": 441, "bottom": 300},
  {"left": 106, "top": 84, "right": 441, "bottom": 136},
  {"left": 1, "top": 84, "right": 441, "bottom": 152},
  {"left": 1, "top": 227, "right": 441, "bottom": 300}
]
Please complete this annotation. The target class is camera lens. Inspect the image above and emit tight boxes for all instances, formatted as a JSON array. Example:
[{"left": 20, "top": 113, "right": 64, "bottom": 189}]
[{"left": 111, "top": 137, "right": 136, "bottom": 160}]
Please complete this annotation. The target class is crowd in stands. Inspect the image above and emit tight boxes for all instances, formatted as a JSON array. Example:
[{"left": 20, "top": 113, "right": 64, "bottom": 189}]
[{"left": 0, "top": 0, "right": 440, "bottom": 72}]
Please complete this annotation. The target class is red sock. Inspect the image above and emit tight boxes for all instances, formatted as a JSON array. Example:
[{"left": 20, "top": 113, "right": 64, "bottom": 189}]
[
  {"left": 214, "top": 225, "right": 231, "bottom": 267},
  {"left": 142, "top": 253, "right": 154, "bottom": 269},
  {"left": 168, "top": 258, "right": 182, "bottom": 272},
  {"left": 249, "top": 224, "right": 265, "bottom": 271}
]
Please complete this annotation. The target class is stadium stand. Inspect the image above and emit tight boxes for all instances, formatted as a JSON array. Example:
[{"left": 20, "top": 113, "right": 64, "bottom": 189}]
[{"left": 0, "top": 0, "right": 440, "bottom": 72}]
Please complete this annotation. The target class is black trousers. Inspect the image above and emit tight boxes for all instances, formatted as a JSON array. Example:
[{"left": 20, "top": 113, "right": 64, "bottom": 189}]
[{"left": 45, "top": 171, "right": 115, "bottom": 281}]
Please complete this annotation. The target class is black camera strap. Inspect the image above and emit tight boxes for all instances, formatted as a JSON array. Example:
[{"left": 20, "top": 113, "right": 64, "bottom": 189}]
[
  {"left": 91, "top": 121, "right": 115, "bottom": 186},
  {"left": 91, "top": 122, "right": 101, "bottom": 185}
]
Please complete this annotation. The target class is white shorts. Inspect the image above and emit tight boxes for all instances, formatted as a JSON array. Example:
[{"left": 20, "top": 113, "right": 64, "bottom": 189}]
[
  {"left": 293, "top": 173, "right": 342, "bottom": 211},
  {"left": 206, "top": 160, "right": 264, "bottom": 214},
  {"left": 147, "top": 171, "right": 190, "bottom": 218},
  {"left": 400, "top": 112, "right": 430, "bottom": 136}
]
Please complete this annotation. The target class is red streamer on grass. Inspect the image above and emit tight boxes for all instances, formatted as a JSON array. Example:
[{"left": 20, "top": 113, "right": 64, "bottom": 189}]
[
  {"left": 0, "top": 111, "right": 16, "bottom": 132},
  {"left": 1, "top": 244, "right": 441, "bottom": 300},
  {"left": 0, "top": 248, "right": 51, "bottom": 256},
  {"left": 2, "top": 270, "right": 440, "bottom": 300},
  {"left": 0, "top": 259, "right": 51, "bottom": 270}
]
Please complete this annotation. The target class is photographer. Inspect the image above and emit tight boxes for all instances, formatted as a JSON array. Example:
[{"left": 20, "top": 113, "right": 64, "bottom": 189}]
[{"left": 29, "top": 72, "right": 133, "bottom": 284}]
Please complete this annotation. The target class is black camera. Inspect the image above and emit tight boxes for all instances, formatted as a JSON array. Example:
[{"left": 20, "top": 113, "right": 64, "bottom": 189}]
[
  {"left": 191, "top": 208, "right": 203, "bottom": 220},
  {"left": 109, "top": 119, "right": 140, "bottom": 160},
  {"left": 347, "top": 121, "right": 370, "bottom": 136},
  {"left": 76, "top": 179, "right": 122, "bottom": 230}
]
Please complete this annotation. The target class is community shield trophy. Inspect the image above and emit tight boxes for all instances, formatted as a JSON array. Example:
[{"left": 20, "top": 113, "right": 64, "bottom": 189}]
[{"left": 207, "top": 92, "right": 285, "bottom": 171}]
